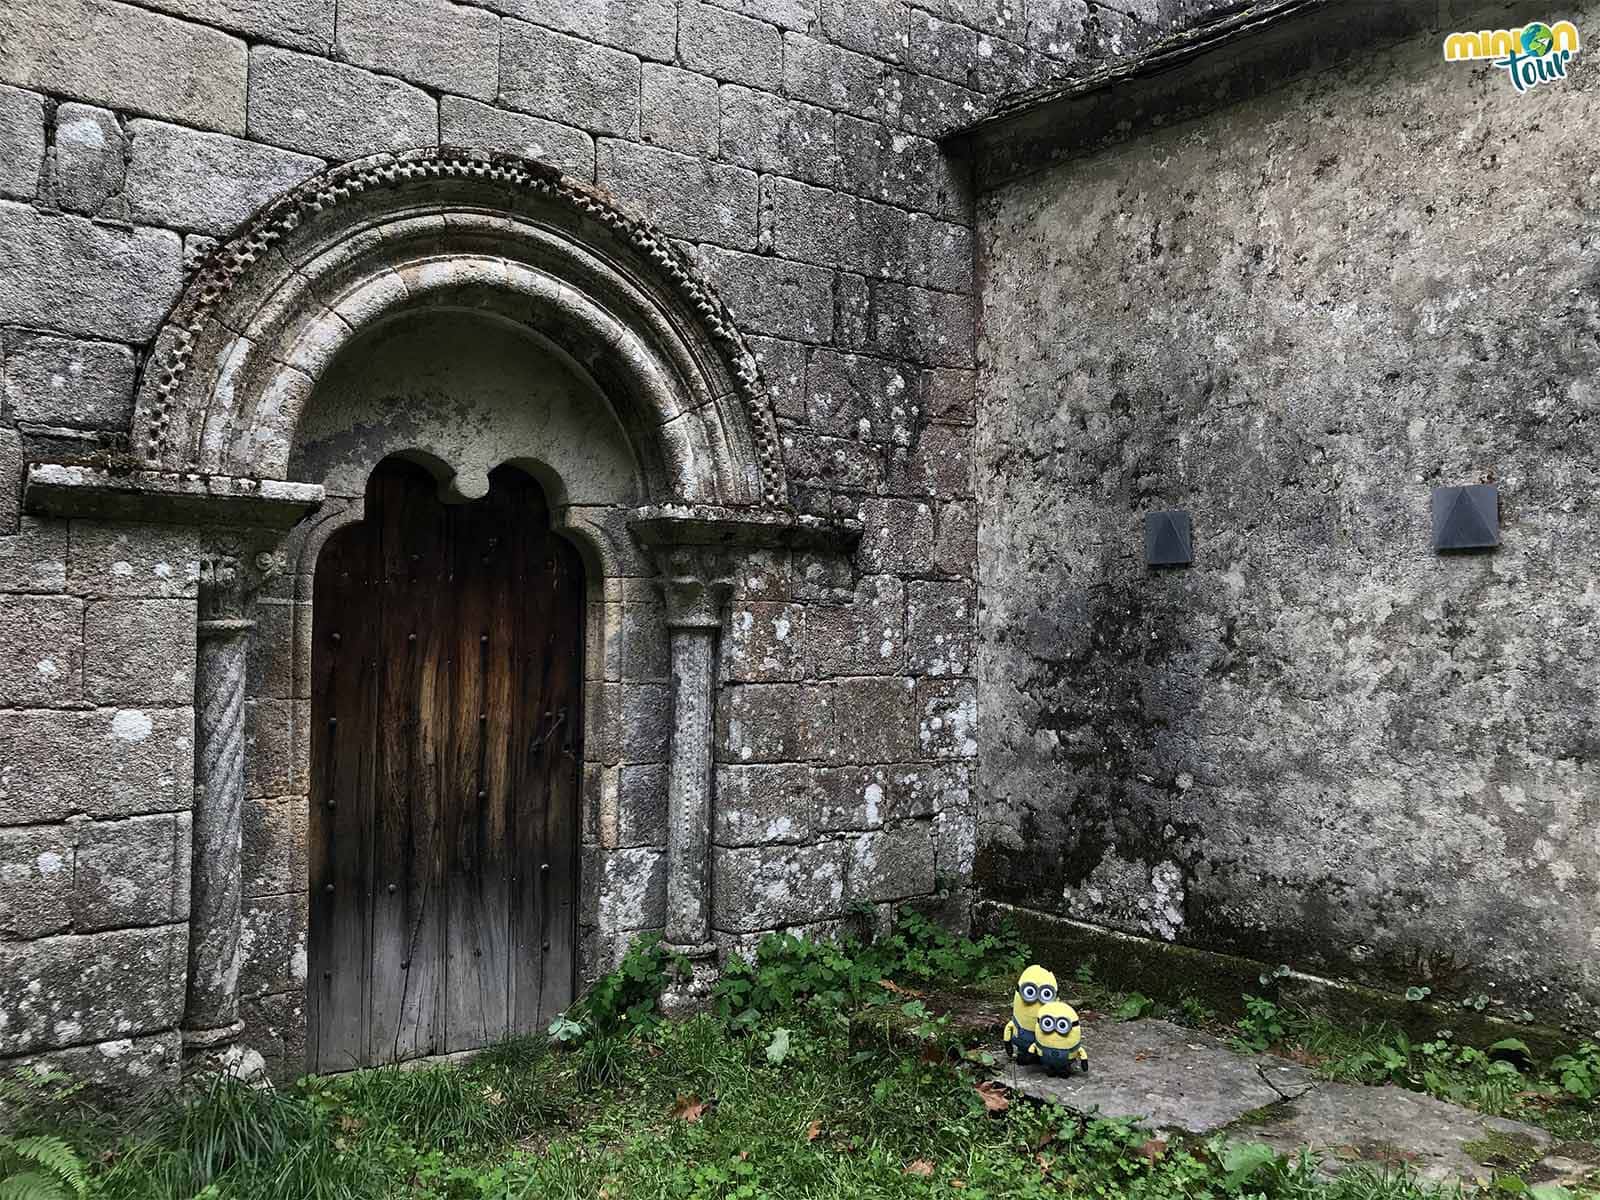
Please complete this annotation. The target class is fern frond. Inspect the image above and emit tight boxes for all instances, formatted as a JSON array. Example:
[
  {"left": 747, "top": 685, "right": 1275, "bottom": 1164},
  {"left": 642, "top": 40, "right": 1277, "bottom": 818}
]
[
  {"left": 0, "top": 1170, "right": 70, "bottom": 1200},
  {"left": 0, "top": 1069, "right": 83, "bottom": 1124},
  {"left": 3, "top": 1136, "right": 86, "bottom": 1198}
]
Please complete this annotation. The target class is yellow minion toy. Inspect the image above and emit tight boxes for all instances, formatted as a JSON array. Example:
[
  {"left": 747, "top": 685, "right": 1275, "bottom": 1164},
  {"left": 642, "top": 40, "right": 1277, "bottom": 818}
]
[
  {"left": 1002, "top": 965, "right": 1059, "bottom": 1063},
  {"left": 1028, "top": 1001, "right": 1089, "bottom": 1076}
]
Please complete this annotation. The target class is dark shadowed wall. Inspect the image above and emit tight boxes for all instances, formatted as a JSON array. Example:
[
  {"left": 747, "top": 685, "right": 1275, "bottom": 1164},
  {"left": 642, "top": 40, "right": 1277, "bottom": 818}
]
[{"left": 975, "top": 5, "right": 1600, "bottom": 1030}]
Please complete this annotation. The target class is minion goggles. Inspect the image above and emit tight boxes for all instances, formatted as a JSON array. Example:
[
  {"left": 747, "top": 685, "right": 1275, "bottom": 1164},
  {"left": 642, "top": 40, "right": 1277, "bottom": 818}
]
[{"left": 1015, "top": 982, "right": 1057, "bottom": 1004}]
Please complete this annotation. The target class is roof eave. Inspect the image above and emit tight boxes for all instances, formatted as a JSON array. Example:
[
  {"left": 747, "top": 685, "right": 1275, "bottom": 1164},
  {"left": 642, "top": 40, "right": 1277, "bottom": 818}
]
[{"left": 946, "top": 0, "right": 1523, "bottom": 191}]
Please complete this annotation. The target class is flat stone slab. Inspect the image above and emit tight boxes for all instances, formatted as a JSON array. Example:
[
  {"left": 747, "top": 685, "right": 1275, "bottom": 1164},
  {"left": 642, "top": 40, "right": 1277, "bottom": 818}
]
[
  {"left": 995, "top": 1018, "right": 1315, "bottom": 1135},
  {"left": 995, "top": 1018, "right": 1599, "bottom": 1189},
  {"left": 1246, "top": 1082, "right": 1594, "bottom": 1187}
]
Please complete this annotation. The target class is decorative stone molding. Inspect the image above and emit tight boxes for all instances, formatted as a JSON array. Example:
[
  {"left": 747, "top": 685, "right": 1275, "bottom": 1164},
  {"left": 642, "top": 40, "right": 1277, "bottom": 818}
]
[{"left": 128, "top": 146, "right": 788, "bottom": 509}]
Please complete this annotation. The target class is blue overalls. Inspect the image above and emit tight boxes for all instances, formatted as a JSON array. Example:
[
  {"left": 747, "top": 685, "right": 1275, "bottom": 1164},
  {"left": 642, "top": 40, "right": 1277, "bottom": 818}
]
[
  {"left": 1036, "top": 1044, "right": 1078, "bottom": 1076},
  {"left": 1008, "top": 1025, "right": 1037, "bottom": 1061}
]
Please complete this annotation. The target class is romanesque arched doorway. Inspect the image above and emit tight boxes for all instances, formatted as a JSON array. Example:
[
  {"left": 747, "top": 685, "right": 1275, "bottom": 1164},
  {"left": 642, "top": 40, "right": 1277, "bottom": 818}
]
[
  {"left": 23, "top": 149, "right": 858, "bottom": 1084},
  {"left": 307, "top": 458, "right": 584, "bottom": 1070}
]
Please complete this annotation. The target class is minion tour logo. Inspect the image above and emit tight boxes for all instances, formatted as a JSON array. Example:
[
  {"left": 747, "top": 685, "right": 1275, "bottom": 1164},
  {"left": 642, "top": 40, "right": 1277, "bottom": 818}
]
[{"left": 1444, "top": 20, "right": 1581, "bottom": 91}]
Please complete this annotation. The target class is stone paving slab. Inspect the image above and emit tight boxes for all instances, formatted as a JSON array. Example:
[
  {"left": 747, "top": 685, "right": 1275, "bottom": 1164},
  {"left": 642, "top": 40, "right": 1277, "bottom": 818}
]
[
  {"left": 996, "top": 1018, "right": 1599, "bottom": 1189},
  {"left": 1246, "top": 1082, "right": 1593, "bottom": 1187},
  {"left": 994, "top": 1018, "right": 1316, "bottom": 1135}
]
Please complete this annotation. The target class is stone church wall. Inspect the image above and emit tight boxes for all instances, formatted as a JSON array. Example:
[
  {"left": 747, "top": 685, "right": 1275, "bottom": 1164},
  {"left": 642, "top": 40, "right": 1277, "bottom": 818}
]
[
  {"left": 976, "top": 6, "right": 1600, "bottom": 1031},
  {"left": 0, "top": 0, "right": 1238, "bottom": 1088}
]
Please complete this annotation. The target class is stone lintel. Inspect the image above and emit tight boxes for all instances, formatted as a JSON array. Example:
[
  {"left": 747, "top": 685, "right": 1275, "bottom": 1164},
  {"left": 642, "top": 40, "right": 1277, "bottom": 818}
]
[
  {"left": 24, "top": 463, "right": 324, "bottom": 530},
  {"left": 628, "top": 503, "right": 863, "bottom": 553}
]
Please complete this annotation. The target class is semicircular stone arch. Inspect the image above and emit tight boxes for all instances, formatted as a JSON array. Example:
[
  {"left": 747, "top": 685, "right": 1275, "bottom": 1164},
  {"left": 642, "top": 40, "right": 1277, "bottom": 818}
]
[{"left": 130, "top": 146, "right": 788, "bottom": 510}]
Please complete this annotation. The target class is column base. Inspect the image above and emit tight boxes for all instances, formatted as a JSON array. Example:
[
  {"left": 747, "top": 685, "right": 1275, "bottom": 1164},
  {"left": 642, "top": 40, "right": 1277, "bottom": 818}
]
[
  {"left": 660, "top": 942, "right": 719, "bottom": 1014},
  {"left": 181, "top": 1021, "right": 265, "bottom": 1082}
]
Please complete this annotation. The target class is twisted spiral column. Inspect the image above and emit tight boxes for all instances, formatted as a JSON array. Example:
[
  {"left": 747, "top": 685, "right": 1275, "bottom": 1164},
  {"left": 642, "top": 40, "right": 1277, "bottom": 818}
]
[{"left": 183, "top": 555, "right": 259, "bottom": 1054}]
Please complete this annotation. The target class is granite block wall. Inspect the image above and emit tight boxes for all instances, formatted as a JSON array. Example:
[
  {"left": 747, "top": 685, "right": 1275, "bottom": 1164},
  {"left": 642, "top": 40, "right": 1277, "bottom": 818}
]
[
  {"left": 0, "top": 522, "right": 198, "bottom": 1091},
  {"left": 0, "top": 0, "right": 1239, "bottom": 1083}
]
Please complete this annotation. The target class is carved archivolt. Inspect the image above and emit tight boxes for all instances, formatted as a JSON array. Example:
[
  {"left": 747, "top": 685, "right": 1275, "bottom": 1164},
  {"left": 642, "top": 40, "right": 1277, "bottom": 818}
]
[{"left": 131, "top": 147, "right": 788, "bottom": 509}]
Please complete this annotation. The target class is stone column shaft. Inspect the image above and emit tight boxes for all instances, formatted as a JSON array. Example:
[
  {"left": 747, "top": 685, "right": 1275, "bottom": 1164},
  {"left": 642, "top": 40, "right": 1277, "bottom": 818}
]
[
  {"left": 655, "top": 547, "right": 734, "bottom": 959},
  {"left": 183, "top": 550, "right": 277, "bottom": 1052},
  {"left": 665, "top": 625, "right": 716, "bottom": 949},
  {"left": 185, "top": 619, "right": 250, "bottom": 1035}
]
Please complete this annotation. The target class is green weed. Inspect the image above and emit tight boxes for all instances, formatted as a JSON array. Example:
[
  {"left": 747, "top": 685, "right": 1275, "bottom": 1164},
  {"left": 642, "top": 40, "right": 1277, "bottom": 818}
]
[
  {"left": 554, "top": 932, "right": 686, "bottom": 1044},
  {"left": 1234, "top": 995, "right": 1289, "bottom": 1053},
  {"left": 712, "top": 910, "right": 1026, "bottom": 1025},
  {"left": 1240, "top": 1006, "right": 1600, "bottom": 1150},
  {"left": 1552, "top": 1044, "right": 1600, "bottom": 1101},
  {"left": 8, "top": 926, "right": 1597, "bottom": 1200}
]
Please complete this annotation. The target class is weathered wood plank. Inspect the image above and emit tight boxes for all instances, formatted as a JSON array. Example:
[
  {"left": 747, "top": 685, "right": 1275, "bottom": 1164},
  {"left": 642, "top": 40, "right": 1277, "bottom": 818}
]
[
  {"left": 309, "top": 458, "right": 583, "bottom": 1068},
  {"left": 308, "top": 516, "right": 379, "bottom": 1073},
  {"left": 442, "top": 478, "right": 507, "bottom": 1051},
  {"left": 401, "top": 474, "right": 449, "bottom": 1065},
  {"left": 510, "top": 482, "right": 552, "bottom": 1033},
  {"left": 370, "top": 463, "right": 447, "bottom": 1065}
]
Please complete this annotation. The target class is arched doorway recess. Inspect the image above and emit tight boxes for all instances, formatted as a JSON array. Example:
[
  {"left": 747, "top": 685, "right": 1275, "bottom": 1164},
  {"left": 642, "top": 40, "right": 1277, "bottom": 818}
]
[{"left": 24, "top": 148, "right": 858, "bottom": 1078}]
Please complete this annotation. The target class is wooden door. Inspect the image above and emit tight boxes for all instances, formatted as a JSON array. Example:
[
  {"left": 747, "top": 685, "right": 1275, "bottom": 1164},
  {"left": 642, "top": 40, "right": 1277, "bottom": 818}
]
[{"left": 307, "top": 459, "right": 584, "bottom": 1072}]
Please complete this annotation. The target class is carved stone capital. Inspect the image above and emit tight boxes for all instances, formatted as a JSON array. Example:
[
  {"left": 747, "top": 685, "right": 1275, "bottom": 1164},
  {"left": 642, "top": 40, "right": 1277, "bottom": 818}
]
[
  {"left": 198, "top": 555, "right": 246, "bottom": 630},
  {"left": 654, "top": 546, "right": 736, "bottom": 629},
  {"left": 197, "top": 542, "right": 287, "bottom": 636}
]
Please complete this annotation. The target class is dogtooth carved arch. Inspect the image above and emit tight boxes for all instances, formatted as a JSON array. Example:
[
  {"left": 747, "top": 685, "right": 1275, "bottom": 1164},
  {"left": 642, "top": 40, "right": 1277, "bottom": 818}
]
[{"left": 130, "top": 146, "right": 788, "bottom": 510}]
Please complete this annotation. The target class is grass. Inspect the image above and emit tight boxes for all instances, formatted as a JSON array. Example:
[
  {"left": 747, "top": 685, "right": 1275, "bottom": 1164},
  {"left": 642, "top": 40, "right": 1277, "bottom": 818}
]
[
  {"left": 4, "top": 924, "right": 1597, "bottom": 1200},
  {"left": 3, "top": 1015, "right": 1507, "bottom": 1200}
]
